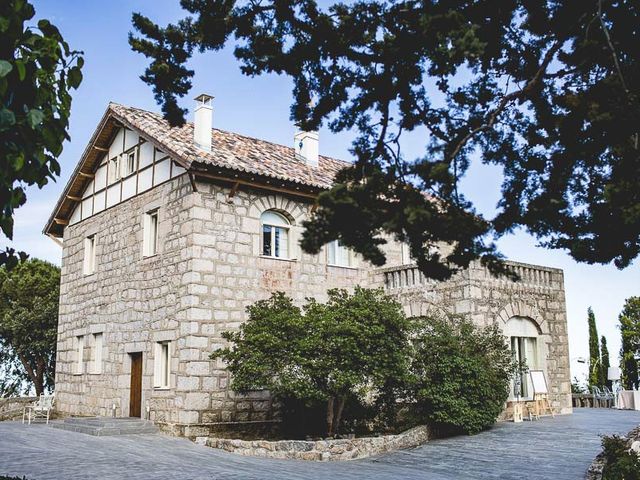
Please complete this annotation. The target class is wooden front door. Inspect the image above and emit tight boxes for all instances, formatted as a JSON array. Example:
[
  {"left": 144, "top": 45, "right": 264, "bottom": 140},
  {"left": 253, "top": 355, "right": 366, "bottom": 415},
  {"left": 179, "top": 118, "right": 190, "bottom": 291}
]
[{"left": 129, "top": 352, "right": 143, "bottom": 418}]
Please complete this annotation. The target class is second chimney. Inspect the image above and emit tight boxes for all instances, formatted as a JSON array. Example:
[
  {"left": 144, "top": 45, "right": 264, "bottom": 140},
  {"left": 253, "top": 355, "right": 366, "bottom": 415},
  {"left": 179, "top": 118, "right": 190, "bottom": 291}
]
[
  {"left": 294, "top": 129, "right": 319, "bottom": 167},
  {"left": 194, "top": 94, "right": 213, "bottom": 152}
]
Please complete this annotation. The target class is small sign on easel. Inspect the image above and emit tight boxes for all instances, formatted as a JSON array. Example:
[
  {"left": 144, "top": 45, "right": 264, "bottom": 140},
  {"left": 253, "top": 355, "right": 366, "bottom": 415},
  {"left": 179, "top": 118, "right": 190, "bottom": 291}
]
[{"left": 529, "top": 370, "right": 554, "bottom": 418}]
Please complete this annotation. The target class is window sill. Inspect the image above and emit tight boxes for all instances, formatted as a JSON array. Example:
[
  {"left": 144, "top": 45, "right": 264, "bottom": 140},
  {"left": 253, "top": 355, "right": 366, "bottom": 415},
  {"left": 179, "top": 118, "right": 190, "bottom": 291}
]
[
  {"left": 72, "top": 372, "right": 84, "bottom": 376},
  {"left": 82, "top": 271, "right": 96, "bottom": 277},
  {"left": 259, "top": 255, "right": 297, "bottom": 263},
  {"left": 142, "top": 253, "right": 159, "bottom": 260},
  {"left": 153, "top": 387, "right": 171, "bottom": 391},
  {"left": 327, "top": 263, "right": 358, "bottom": 271},
  {"left": 508, "top": 397, "right": 534, "bottom": 403}
]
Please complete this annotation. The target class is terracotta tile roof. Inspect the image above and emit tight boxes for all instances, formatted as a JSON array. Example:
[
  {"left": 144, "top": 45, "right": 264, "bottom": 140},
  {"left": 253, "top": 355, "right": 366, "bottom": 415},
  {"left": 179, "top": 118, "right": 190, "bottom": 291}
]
[{"left": 109, "top": 103, "right": 350, "bottom": 189}]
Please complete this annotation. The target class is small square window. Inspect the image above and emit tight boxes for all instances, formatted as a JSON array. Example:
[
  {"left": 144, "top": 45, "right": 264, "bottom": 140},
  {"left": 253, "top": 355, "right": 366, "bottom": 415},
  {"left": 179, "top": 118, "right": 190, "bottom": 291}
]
[
  {"left": 328, "top": 239, "right": 351, "bottom": 267},
  {"left": 143, "top": 209, "right": 159, "bottom": 257},
  {"left": 83, "top": 235, "right": 96, "bottom": 275},
  {"left": 154, "top": 342, "right": 170, "bottom": 388}
]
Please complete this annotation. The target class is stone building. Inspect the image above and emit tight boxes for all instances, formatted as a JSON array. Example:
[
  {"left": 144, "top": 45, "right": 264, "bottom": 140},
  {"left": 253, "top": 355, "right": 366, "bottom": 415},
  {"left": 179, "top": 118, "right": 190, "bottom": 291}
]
[{"left": 44, "top": 96, "right": 572, "bottom": 437}]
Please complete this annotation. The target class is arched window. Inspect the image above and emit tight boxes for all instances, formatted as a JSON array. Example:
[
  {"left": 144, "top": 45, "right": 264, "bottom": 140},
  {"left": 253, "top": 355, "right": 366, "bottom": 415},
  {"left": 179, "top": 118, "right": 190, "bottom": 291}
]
[{"left": 261, "top": 210, "right": 290, "bottom": 258}]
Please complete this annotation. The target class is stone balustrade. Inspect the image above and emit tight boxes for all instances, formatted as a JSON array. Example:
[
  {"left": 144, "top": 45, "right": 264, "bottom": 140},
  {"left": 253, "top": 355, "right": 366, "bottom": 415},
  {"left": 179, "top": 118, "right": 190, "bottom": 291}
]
[{"left": 380, "top": 260, "right": 561, "bottom": 292}]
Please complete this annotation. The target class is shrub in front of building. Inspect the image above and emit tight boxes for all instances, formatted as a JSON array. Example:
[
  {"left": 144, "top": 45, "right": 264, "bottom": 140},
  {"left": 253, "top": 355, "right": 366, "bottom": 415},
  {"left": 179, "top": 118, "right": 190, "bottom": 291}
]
[
  {"left": 214, "top": 289, "right": 517, "bottom": 438},
  {"left": 212, "top": 287, "right": 411, "bottom": 438},
  {"left": 407, "top": 315, "right": 516, "bottom": 435}
]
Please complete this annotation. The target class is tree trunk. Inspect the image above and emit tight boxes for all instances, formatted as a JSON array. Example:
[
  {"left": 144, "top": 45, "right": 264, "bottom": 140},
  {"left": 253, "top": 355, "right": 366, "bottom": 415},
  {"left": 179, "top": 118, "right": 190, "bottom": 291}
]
[
  {"left": 18, "top": 353, "right": 43, "bottom": 396},
  {"left": 326, "top": 397, "right": 335, "bottom": 437},
  {"left": 333, "top": 396, "right": 346, "bottom": 437},
  {"left": 35, "top": 358, "right": 46, "bottom": 396}
]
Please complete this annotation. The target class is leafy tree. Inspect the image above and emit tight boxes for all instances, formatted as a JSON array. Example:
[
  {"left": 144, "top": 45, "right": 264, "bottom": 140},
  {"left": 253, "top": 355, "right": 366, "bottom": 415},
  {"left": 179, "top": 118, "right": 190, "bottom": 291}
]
[
  {"left": 588, "top": 307, "right": 601, "bottom": 388},
  {"left": 131, "top": 1, "right": 640, "bottom": 280},
  {"left": 619, "top": 296, "right": 640, "bottom": 389},
  {"left": 0, "top": 342, "right": 28, "bottom": 397},
  {"left": 408, "top": 315, "right": 515, "bottom": 435},
  {"left": 212, "top": 288, "right": 411, "bottom": 437},
  {"left": 600, "top": 335, "right": 611, "bottom": 389},
  {"left": 0, "top": 0, "right": 83, "bottom": 267},
  {"left": 0, "top": 259, "right": 60, "bottom": 395}
]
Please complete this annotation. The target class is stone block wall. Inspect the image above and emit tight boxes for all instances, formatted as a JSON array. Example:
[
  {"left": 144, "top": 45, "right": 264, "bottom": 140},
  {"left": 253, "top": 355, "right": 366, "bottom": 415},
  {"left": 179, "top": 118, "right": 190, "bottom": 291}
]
[
  {"left": 55, "top": 174, "right": 194, "bottom": 421},
  {"left": 0, "top": 397, "right": 37, "bottom": 421},
  {"left": 55, "top": 172, "right": 571, "bottom": 436},
  {"left": 373, "top": 260, "right": 572, "bottom": 414},
  {"left": 173, "top": 180, "right": 372, "bottom": 436}
]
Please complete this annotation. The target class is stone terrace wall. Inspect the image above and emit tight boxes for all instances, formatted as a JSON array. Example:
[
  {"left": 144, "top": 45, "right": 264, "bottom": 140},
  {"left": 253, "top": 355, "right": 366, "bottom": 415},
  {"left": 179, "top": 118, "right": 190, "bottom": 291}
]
[
  {"left": 0, "top": 397, "right": 37, "bottom": 421},
  {"left": 373, "top": 260, "right": 572, "bottom": 414},
  {"left": 197, "top": 425, "right": 430, "bottom": 461}
]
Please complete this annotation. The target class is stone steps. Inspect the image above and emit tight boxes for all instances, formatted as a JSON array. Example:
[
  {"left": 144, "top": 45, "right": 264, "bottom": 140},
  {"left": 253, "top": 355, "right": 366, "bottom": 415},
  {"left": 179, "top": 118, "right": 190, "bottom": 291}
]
[{"left": 51, "top": 416, "right": 158, "bottom": 436}]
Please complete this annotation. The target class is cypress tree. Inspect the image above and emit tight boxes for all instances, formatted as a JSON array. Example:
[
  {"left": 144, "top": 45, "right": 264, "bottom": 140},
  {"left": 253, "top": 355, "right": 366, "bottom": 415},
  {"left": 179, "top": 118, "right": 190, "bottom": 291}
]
[
  {"left": 588, "top": 307, "right": 600, "bottom": 389},
  {"left": 619, "top": 297, "right": 640, "bottom": 390},
  {"left": 600, "top": 336, "right": 610, "bottom": 389}
]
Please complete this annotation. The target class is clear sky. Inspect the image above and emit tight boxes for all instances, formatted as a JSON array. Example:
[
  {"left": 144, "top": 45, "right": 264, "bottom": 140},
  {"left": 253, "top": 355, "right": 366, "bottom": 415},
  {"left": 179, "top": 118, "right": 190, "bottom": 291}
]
[{"left": 5, "top": 1, "right": 638, "bottom": 384}]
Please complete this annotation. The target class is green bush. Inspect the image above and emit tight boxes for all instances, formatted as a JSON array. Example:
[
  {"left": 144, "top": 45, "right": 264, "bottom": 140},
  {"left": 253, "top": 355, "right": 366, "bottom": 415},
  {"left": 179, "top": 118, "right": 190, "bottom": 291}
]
[
  {"left": 601, "top": 435, "right": 640, "bottom": 480},
  {"left": 408, "top": 315, "right": 516, "bottom": 435},
  {"left": 212, "top": 287, "right": 411, "bottom": 437},
  {"left": 215, "top": 290, "right": 518, "bottom": 438}
]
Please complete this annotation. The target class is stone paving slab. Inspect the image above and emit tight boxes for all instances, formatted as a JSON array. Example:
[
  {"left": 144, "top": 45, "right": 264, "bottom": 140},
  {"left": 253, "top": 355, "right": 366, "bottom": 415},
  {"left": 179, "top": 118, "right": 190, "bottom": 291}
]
[
  {"left": 0, "top": 409, "right": 638, "bottom": 480},
  {"left": 51, "top": 417, "right": 159, "bottom": 436}
]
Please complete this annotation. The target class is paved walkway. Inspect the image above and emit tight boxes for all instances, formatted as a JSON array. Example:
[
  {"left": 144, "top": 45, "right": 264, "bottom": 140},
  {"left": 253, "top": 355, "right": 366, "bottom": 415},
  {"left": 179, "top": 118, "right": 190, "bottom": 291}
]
[{"left": 0, "top": 409, "right": 638, "bottom": 480}]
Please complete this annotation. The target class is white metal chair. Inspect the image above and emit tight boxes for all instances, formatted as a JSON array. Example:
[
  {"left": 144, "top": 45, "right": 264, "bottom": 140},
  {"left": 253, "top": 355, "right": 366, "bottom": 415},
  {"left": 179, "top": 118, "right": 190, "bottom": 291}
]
[{"left": 22, "top": 393, "right": 55, "bottom": 424}]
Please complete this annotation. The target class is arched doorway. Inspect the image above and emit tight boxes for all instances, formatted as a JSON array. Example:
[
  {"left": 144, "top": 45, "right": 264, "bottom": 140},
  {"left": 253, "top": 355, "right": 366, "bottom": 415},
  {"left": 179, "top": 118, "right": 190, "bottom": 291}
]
[{"left": 504, "top": 316, "right": 544, "bottom": 400}]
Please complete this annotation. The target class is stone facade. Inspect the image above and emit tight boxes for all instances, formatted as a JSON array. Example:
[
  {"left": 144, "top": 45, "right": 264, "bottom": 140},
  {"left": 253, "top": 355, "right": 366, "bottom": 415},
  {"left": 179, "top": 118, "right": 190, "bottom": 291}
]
[
  {"left": 372, "top": 261, "right": 572, "bottom": 415},
  {"left": 55, "top": 175, "right": 379, "bottom": 437},
  {"left": 53, "top": 110, "right": 572, "bottom": 437}
]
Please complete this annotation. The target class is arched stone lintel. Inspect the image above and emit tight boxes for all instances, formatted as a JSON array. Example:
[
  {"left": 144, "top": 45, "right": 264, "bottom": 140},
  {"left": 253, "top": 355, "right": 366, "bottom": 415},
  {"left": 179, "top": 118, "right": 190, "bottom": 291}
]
[
  {"left": 250, "top": 194, "right": 305, "bottom": 225},
  {"left": 498, "top": 301, "right": 548, "bottom": 335}
]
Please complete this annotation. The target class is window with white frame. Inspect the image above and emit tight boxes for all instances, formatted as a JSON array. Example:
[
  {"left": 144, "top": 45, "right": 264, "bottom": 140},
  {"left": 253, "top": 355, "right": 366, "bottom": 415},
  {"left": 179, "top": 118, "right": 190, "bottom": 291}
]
[
  {"left": 154, "top": 341, "right": 170, "bottom": 388},
  {"left": 511, "top": 336, "right": 538, "bottom": 398},
  {"left": 83, "top": 235, "right": 96, "bottom": 275},
  {"left": 143, "top": 209, "right": 159, "bottom": 257},
  {"left": 108, "top": 156, "right": 120, "bottom": 184},
  {"left": 327, "top": 239, "right": 351, "bottom": 267},
  {"left": 125, "top": 149, "right": 136, "bottom": 176},
  {"left": 76, "top": 335, "right": 84, "bottom": 374},
  {"left": 92, "top": 333, "right": 103, "bottom": 374},
  {"left": 261, "top": 211, "right": 290, "bottom": 259}
]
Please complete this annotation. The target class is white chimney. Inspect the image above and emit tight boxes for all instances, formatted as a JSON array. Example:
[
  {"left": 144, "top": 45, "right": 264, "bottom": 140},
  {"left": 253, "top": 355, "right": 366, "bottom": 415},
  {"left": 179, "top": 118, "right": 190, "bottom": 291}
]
[
  {"left": 294, "top": 129, "right": 319, "bottom": 167},
  {"left": 193, "top": 93, "right": 213, "bottom": 152}
]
